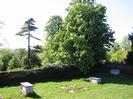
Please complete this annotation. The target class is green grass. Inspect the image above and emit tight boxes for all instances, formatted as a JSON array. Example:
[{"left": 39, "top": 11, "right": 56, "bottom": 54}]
[{"left": 1, "top": 72, "right": 133, "bottom": 99}]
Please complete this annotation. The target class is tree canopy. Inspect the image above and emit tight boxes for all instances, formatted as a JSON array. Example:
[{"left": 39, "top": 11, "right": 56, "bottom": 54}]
[
  {"left": 43, "top": 2, "right": 114, "bottom": 72},
  {"left": 129, "top": 32, "right": 133, "bottom": 48},
  {"left": 45, "top": 15, "right": 63, "bottom": 41}
]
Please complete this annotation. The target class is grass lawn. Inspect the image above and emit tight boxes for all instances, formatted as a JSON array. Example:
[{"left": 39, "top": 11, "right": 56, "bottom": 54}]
[{"left": 0, "top": 72, "right": 133, "bottom": 99}]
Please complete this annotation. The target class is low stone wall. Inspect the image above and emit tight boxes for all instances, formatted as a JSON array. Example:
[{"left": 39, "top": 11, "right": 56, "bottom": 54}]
[
  {"left": 0, "top": 67, "right": 84, "bottom": 86},
  {"left": 0, "top": 70, "right": 29, "bottom": 85},
  {"left": 103, "top": 64, "right": 133, "bottom": 74},
  {"left": 1, "top": 64, "right": 132, "bottom": 86}
]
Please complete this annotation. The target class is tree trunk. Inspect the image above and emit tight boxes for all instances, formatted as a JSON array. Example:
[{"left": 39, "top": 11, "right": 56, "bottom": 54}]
[{"left": 28, "top": 30, "right": 31, "bottom": 69}]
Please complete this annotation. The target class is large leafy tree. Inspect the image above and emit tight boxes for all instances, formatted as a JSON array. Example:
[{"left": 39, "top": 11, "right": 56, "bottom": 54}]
[
  {"left": 45, "top": 15, "right": 63, "bottom": 41},
  {"left": 72, "top": 0, "right": 95, "bottom": 3},
  {"left": 41, "top": 16, "right": 63, "bottom": 64},
  {"left": 70, "top": 0, "right": 95, "bottom": 6},
  {"left": 16, "top": 18, "right": 38, "bottom": 69},
  {"left": 44, "top": 2, "right": 114, "bottom": 72}
]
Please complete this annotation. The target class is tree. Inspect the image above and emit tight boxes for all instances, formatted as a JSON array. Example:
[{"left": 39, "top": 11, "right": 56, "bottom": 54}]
[
  {"left": 8, "top": 48, "right": 27, "bottom": 69},
  {"left": 44, "top": 3, "right": 114, "bottom": 72},
  {"left": 30, "top": 50, "right": 41, "bottom": 67},
  {"left": 42, "top": 16, "right": 63, "bottom": 65},
  {"left": 45, "top": 15, "right": 63, "bottom": 41},
  {"left": 126, "top": 29, "right": 133, "bottom": 64},
  {"left": 16, "top": 18, "right": 38, "bottom": 69},
  {"left": 32, "top": 45, "right": 43, "bottom": 53},
  {"left": 111, "top": 42, "right": 120, "bottom": 52},
  {"left": 129, "top": 32, "right": 133, "bottom": 48},
  {"left": 70, "top": 0, "right": 95, "bottom": 5},
  {"left": 0, "top": 49, "right": 13, "bottom": 71},
  {"left": 8, "top": 48, "right": 41, "bottom": 69},
  {"left": 120, "top": 35, "right": 130, "bottom": 50}
]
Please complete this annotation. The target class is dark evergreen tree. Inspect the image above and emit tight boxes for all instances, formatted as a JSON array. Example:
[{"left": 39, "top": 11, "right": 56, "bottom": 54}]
[{"left": 16, "top": 18, "right": 39, "bottom": 69}]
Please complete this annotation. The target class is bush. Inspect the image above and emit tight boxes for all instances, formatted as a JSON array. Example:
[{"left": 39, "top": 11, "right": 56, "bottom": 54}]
[
  {"left": 0, "top": 48, "right": 42, "bottom": 71},
  {"left": 126, "top": 51, "right": 133, "bottom": 64},
  {"left": 0, "top": 59, "right": 3, "bottom": 71},
  {"left": 108, "top": 50, "right": 128, "bottom": 63}
]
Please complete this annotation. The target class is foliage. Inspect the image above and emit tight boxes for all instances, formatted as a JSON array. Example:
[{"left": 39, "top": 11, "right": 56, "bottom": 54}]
[
  {"left": 16, "top": 18, "right": 38, "bottom": 37},
  {"left": 32, "top": 45, "right": 43, "bottom": 53},
  {"left": 0, "top": 48, "right": 13, "bottom": 71},
  {"left": 126, "top": 51, "right": 133, "bottom": 64},
  {"left": 120, "top": 35, "right": 130, "bottom": 50},
  {"left": 70, "top": 0, "right": 95, "bottom": 6},
  {"left": 30, "top": 50, "right": 42, "bottom": 68},
  {"left": 8, "top": 48, "right": 27, "bottom": 69},
  {"left": 9, "top": 49, "right": 41, "bottom": 69},
  {"left": 45, "top": 15, "right": 63, "bottom": 41},
  {"left": 0, "top": 55, "right": 3, "bottom": 70},
  {"left": 16, "top": 18, "right": 39, "bottom": 69},
  {"left": 108, "top": 50, "right": 128, "bottom": 63},
  {"left": 43, "top": 2, "right": 114, "bottom": 72},
  {"left": 107, "top": 36, "right": 130, "bottom": 64},
  {"left": 126, "top": 31, "right": 133, "bottom": 64},
  {"left": 0, "top": 48, "right": 42, "bottom": 71},
  {"left": 128, "top": 32, "right": 133, "bottom": 48}
]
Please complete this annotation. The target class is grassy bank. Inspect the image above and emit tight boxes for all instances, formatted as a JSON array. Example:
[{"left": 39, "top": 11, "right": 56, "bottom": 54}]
[{"left": 0, "top": 72, "right": 133, "bottom": 99}]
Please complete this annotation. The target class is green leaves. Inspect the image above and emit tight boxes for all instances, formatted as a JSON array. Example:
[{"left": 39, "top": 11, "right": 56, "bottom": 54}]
[
  {"left": 43, "top": 2, "right": 114, "bottom": 73},
  {"left": 16, "top": 18, "right": 38, "bottom": 39},
  {"left": 45, "top": 16, "right": 63, "bottom": 41}
]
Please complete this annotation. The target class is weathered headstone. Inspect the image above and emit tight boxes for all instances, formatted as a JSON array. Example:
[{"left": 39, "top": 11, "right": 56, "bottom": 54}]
[
  {"left": 21, "top": 82, "right": 33, "bottom": 96},
  {"left": 110, "top": 69, "right": 120, "bottom": 75}
]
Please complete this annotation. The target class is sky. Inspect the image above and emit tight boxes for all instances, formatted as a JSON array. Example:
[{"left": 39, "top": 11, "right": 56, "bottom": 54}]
[
  {"left": 97, "top": 0, "right": 133, "bottom": 43},
  {"left": 0, "top": 0, "right": 133, "bottom": 49}
]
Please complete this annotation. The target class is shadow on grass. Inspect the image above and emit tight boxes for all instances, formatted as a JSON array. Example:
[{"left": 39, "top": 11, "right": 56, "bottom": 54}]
[
  {"left": 1, "top": 65, "right": 133, "bottom": 87},
  {"left": 0, "top": 75, "right": 85, "bottom": 88},
  {"left": 26, "top": 91, "right": 41, "bottom": 99},
  {"left": 89, "top": 71, "right": 133, "bottom": 85}
]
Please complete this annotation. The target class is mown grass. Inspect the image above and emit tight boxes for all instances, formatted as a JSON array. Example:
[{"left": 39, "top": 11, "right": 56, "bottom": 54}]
[{"left": 0, "top": 72, "right": 133, "bottom": 99}]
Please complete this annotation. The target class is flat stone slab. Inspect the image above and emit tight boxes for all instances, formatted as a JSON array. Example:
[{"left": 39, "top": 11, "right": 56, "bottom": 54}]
[
  {"left": 110, "top": 69, "right": 120, "bottom": 75},
  {"left": 21, "top": 82, "right": 33, "bottom": 87},
  {"left": 89, "top": 77, "right": 101, "bottom": 84}
]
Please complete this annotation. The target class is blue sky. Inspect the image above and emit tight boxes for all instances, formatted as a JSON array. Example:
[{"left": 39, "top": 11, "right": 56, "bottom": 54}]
[
  {"left": 97, "top": 0, "right": 133, "bottom": 42},
  {"left": 0, "top": 0, "right": 133, "bottom": 48}
]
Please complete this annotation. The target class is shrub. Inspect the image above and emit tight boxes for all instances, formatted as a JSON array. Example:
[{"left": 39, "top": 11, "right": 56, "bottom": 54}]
[
  {"left": 108, "top": 50, "right": 128, "bottom": 63},
  {"left": 126, "top": 51, "right": 133, "bottom": 64}
]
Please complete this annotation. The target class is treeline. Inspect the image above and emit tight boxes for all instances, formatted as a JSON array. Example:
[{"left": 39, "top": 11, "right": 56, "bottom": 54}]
[
  {"left": 0, "top": 46, "right": 42, "bottom": 71},
  {"left": 108, "top": 33, "right": 133, "bottom": 64},
  {"left": 1, "top": 0, "right": 133, "bottom": 73}
]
